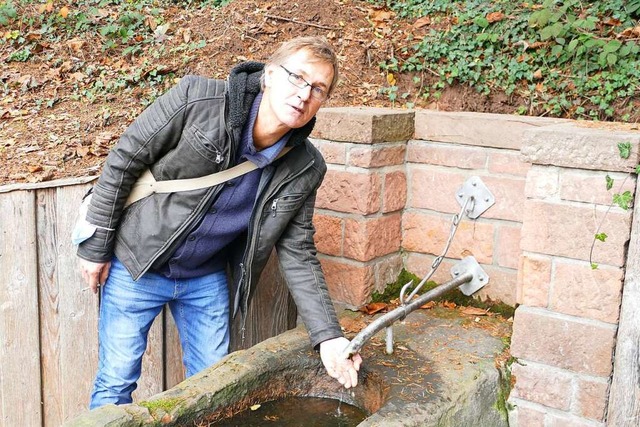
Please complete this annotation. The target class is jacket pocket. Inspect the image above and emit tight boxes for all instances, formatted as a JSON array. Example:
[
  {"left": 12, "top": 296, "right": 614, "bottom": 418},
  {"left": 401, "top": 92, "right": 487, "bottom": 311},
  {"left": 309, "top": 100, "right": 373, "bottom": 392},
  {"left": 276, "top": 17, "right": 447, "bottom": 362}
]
[
  {"left": 155, "top": 124, "right": 226, "bottom": 179},
  {"left": 187, "top": 125, "right": 225, "bottom": 164},
  {"left": 268, "top": 193, "right": 305, "bottom": 217}
]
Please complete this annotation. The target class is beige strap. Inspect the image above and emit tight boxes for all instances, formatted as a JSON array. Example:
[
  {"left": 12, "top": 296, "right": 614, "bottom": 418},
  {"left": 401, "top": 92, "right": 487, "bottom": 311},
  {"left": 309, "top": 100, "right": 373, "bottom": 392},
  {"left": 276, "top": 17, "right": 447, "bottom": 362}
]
[{"left": 124, "top": 146, "right": 292, "bottom": 207}]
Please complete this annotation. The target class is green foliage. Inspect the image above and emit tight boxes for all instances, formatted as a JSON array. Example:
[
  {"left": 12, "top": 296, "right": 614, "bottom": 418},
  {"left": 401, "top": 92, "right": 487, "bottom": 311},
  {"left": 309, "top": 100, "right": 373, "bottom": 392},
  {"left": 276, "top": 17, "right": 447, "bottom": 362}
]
[
  {"left": 369, "top": 0, "right": 639, "bottom": 120},
  {"left": 0, "top": 0, "right": 17, "bottom": 26},
  {"left": 605, "top": 175, "right": 614, "bottom": 190},
  {"left": 618, "top": 141, "right": 632, "bottom": 159},
  {"left": 0, "top": 0, "right": 222, "bottom": 104},
  {"left": 1, "top": 0, "right": 218, "bottom": 57},
  {"left": 613, "top": 190, "right": 633, "bottom": 210},
  {"left": 591, "top": 140, "right": 638, "bottom": 268}
]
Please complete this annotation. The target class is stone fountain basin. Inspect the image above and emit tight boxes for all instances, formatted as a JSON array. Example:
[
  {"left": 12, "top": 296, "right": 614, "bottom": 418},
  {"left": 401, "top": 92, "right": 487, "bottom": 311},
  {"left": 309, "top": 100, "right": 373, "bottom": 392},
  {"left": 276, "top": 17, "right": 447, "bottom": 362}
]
[{"left": 65, "top": 308, "right": 511, "bottom": 427}]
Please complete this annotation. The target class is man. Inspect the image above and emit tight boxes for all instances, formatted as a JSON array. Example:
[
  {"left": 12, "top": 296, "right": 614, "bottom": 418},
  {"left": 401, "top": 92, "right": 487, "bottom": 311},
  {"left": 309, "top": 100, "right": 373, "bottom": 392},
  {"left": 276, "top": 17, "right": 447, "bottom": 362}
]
[{"left": 77, "top": 36, "right": 362, "bottom": 409}]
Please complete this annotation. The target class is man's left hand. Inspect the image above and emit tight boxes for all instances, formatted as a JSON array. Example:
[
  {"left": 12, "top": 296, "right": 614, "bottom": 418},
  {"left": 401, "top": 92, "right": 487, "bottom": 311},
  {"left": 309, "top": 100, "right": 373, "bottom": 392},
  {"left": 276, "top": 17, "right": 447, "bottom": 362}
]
[{"left": 319, "top": 337, "right": 363, "bottom": 389}]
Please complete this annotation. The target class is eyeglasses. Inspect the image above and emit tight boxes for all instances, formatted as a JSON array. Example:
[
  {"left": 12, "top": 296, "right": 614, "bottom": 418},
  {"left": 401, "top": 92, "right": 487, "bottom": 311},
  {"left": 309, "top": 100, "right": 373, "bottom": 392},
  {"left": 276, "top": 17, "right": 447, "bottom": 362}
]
[{"left": 280, "top": 65, "right": 328, "bottom": 101}]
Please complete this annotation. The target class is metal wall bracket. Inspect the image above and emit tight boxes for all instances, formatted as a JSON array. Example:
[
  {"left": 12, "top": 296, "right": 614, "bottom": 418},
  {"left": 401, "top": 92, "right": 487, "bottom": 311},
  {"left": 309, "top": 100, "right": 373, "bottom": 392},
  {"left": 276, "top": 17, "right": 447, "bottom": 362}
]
[
  {"left": 456, "top": 176, "right": 495, "bottom": 219},
  {"left": 451, "top": 256, "right": 489, "bottom": 295}
]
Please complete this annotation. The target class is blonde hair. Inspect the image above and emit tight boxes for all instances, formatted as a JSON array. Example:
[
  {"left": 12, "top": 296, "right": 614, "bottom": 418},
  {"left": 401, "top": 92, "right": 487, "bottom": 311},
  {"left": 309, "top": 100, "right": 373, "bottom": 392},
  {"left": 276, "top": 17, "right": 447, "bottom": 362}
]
[{"left": 263, "top": 36, "right": 339, "bottom": 98}]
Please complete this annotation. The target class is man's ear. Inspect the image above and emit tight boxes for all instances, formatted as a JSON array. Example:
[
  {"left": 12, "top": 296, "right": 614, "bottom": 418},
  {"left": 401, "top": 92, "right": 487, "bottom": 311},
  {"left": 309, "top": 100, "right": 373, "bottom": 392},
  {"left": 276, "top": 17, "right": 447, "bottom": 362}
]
[{"left": 263, "top": 64, "right": 276, "bottom": 88}]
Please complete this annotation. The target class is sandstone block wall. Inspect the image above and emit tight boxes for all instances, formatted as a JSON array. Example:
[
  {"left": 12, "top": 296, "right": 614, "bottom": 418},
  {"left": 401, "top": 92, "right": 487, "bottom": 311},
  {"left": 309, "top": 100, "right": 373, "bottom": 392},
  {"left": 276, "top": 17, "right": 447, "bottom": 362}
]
[
  {"left": 508, "top": 124, "right": 639, "bottom": 427},
  {"left": 311, "top": 108, "right": 411, "bottom": 307},
  {"left": 311, "top": 106, "right": 640, "bottom": 426}
]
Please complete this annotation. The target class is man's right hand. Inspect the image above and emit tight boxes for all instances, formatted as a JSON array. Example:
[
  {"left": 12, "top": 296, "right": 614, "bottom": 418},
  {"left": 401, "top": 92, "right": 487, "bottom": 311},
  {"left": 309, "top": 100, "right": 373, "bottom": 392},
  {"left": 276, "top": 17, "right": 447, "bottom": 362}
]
[{"left": 79, "top": 259, "right": 111, "bottom": 293}]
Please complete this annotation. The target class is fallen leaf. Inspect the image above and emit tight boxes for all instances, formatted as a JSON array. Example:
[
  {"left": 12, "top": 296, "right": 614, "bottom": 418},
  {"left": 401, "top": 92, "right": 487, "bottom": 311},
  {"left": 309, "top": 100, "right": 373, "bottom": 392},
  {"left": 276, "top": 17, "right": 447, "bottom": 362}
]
[
  {"left": 339, "top": 317, "right": 366, "bottom": 334},
  {"left": 386, "top": 72, "right": 396, "bottom": 86},
  {"left": 29, "top": 165, "right": 43, "bottom": 173},
  {"left": 39, "top": 1, "right": 54, "bottom": 13},
  {"left": 69, "top": 72, "right": 86, "bottom": 82},
  {"left": 420, "top": 301, "right": 436, "bottom": 310},
  {"left": 461, "top": 307, "right": 489, "bottom": 316},
  {"left": 442, "top": 301, "right": 457, "bottom": 309},
  {"left": 486, "top": 12, "right": 504, "bottom": 23},
  {"left": 529, "top": 41, "right": 547, "bottom": 49},
  {"left": 25, "top": 32, "right": 42, "bottom": 42},
  {"left": 602, "top": 17, "right": 621, "bottom": 26},
  {"left": 66, "top": 38, "right": 85, "bottom": 52},
  {"left": 250, "top": 404, "right": 261, "bottom": 411},
  {"left": 532, "top": 69, "right": 543, "bottom": 80},
  {"left": 146, "top": 16, "right": 158, "bottom": 31},
  {"left": 369, "top": 9, "right": 394, "bottom": 29},
  {"left": 183, "top": 28, "right": 192, "bottom": 43},
  {"left": 77, "top": 146, "right": 90, "bottom": 157},
  {"left": 359, "top": 302, "right": 388, "bottom": 315},
  {"left": 413, "top": 16, "right": 431, "bottom": 29},
  {"left": 154, "top": 24, "right": 171, "bottom": 43},
  {"left": 18, "top": 75, "right": 39, "bottom": 91},
  {"left": 59, "top": 6, "right": 69, "bottom": 18},
  {"left": 370, "top": 10, "right": 392, "bottom": 23},
  {"left": 95, "top": 131, "right": 116, "bottom": 146}
]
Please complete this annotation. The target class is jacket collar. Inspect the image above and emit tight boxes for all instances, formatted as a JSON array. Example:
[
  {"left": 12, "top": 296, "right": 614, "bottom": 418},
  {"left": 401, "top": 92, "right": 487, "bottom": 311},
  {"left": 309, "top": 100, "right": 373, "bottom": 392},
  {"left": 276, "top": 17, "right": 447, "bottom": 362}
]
[{"left": 227, "top": 61, "right": 316, "bottom": 148}]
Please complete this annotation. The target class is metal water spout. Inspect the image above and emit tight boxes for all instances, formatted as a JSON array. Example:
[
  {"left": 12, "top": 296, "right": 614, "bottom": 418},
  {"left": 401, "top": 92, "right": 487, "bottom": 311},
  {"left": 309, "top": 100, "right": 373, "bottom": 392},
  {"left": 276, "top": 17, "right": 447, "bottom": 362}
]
[
  {"left": 342, "top": 176, "right": 496, "bottom": 360},
  {"left": 342, "top": 256, "right": 488, "bottom": 359}
]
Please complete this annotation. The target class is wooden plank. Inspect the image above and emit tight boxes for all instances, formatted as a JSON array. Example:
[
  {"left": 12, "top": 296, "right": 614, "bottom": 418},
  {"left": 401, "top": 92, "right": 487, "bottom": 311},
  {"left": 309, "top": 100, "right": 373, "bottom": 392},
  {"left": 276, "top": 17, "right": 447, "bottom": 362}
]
[
  {"left": 38, "top": 188, "right": 64, "bottom": 427},
  {"left": 607, "top": 181, "right": 640, "bottom": 426},
  {"left": 0, "top": 190, "right": 42, "bottom": 426},
  {"left": 54, "top": 184, "right": 100, "bottom": 423},
  {"left": 0, "top": 176, "right": 98, "bottom": 194},
  {"left": 165, "top": 308, "right": 185, "bottom": 389},
  {"left": 230, "top": 250, "right": 297, "bottom": 351}
]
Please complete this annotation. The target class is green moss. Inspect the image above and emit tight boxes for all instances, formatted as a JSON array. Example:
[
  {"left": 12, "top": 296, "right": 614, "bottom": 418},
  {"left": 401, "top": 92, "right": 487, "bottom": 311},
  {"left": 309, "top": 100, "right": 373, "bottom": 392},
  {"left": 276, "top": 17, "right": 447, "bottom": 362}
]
[
  {"left": 139, "top": 397, "right": 183, "bottom": 417},
  {"left": 371, "top": 269, "right": 516, "bottom": 318},
  {"left": 494, "top": 356, "right": 518, "bottom": 419},
  {"left": 370, "top": 269, "right": 430, "bottom": 302}
]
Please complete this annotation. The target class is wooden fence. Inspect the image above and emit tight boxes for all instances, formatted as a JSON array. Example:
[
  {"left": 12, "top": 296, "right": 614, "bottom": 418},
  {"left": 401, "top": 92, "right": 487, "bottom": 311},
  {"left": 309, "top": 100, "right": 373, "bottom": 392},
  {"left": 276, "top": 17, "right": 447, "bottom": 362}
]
[{"left": 0, "top": 178, "right": 295, "bottom": 426}]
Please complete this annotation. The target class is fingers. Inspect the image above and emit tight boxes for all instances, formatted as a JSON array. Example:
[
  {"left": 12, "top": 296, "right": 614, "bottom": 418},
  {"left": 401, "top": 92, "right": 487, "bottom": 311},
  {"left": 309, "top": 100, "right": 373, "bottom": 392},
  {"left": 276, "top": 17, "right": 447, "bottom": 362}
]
[
  {"left": 347, "top": 365, "right": 358, "bottom": 388},
  {"left": 78, "top": 259, "right": 111, "bottom": 294},
  {"left": 99, "top": 262, "right": 111, "bottom": 288},
  {"left": 334, "top": 357, "right": 360, "bottom": 389},
  {"left": 319, "top": 337, "right": 363, "bottom": 389},
  {"left": 352, "top": 353, "right": 363, "bottom": 371}
]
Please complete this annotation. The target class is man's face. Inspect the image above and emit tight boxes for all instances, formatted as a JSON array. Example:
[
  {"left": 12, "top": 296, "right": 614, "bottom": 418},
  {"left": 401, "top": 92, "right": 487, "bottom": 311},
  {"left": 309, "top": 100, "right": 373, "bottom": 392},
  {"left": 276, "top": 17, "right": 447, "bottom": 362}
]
[{"left": 262, "top": 48, "right": 334, "bottom": 130}]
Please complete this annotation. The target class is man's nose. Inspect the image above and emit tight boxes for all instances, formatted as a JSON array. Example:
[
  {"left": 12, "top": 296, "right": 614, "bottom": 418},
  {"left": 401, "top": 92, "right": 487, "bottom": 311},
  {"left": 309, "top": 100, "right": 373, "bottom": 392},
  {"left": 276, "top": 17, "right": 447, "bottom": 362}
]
[{"left": 297, "top": 84, "right": 312, "bottom": 101}]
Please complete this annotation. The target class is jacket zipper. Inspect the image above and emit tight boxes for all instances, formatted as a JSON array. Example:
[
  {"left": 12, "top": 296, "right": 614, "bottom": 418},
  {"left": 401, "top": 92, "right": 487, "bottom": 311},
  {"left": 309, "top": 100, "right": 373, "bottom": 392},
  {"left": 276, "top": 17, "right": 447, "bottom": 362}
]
[{"left": 238, "top": 156, "right": 316, "bottom": 341}]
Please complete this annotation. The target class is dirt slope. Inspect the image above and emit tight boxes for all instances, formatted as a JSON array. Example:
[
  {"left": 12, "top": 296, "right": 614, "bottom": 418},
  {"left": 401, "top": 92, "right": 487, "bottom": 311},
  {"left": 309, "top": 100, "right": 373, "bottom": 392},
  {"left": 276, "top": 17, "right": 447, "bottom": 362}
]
[{"left": 0, "top": 0, "right": 545, "bottom": 185}]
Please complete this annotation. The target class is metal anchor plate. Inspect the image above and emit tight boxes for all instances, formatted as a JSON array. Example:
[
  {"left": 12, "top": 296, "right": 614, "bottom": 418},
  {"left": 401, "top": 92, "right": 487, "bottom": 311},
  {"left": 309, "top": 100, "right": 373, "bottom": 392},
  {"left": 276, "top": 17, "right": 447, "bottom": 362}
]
[
  {"left": 456, "top": 176, "right": 495, "bottom": 219},
  {"left": 450, "top": 256, "right": 489, "bottom": 295}
]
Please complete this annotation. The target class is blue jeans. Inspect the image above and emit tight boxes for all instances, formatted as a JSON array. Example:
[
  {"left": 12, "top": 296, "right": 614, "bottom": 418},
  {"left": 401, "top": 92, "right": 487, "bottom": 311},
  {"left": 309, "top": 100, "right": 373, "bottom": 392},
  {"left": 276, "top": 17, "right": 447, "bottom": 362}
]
[{"left": 90, "top": 258, "right": 230, "bottom": 409}]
